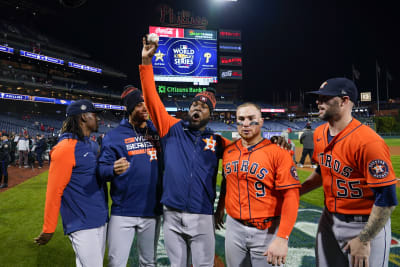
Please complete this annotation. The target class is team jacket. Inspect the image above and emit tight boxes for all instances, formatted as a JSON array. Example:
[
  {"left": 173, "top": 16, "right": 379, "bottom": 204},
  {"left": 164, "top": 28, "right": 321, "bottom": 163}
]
[
  {"left": 42, "top": 133, "right": 108, "bottom": 235},
  {"left": 312, "top": 119, "right": 397, "bottom": 215},
  {"left": 140, "top": 64, "right": 229, "bottom": 215},
  {"left": 97, "top": 119, "right": 162, "bottom": 217},
  {"left": 223, "top": 139, "right": 301, "bottom": 221}
]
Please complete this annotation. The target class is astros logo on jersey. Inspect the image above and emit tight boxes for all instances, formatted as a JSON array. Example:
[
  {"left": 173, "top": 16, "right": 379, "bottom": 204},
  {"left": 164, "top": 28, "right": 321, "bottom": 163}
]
[
  {"left": 147, "top": 148, "right": 157, "bottom": 161},
  {"left": 290, "top": 166, "right": 299, "bottom": 180},
  {"left": 203, "top": 136, "right": 216, "bottom": 152},
  {"left": 368, "top": 159, "right": 389, "bottom": 179}
]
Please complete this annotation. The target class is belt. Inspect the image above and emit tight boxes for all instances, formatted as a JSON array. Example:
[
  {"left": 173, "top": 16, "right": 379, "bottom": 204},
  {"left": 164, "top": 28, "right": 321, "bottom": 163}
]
[
  {"left": 333, "top": 213, "right": 369, "bottom": 223},
  {"left": 234, "top": 216, "right": 280, "bottom": 228}
]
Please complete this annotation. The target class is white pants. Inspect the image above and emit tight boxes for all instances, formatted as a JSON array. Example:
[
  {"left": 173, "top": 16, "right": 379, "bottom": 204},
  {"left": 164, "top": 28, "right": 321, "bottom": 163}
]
[
  {"left": 163, "top": 206, "right": 215, "bottom": 267},
  {"left": 107, "top": 215, "right": 161, "bottom": 267},
  {"left": 225, "top": 215, "right": 281, "bottom": 267},
  {"left": 68, "top": 223, "right": 107, "bottom": 267}
]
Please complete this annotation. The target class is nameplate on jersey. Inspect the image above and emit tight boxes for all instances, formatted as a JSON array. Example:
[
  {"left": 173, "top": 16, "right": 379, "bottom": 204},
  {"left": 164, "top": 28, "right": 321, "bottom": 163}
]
[
  {"left": 318, "top": 153, "right": 353, "bottom": 178},
  {"left": 225, "top": 160, "right": 269, "bottom": 180}
]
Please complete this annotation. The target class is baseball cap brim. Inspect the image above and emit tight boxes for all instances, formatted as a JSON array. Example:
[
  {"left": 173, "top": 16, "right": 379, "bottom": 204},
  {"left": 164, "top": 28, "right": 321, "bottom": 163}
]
[{"left": 306, "top": 90, "right": 339, "bottom": 96}]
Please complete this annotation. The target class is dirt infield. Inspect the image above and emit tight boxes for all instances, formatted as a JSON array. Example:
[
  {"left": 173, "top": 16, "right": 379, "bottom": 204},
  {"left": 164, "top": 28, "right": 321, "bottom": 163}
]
[
  {"left": 0, "top": 162, "right": 49, "bottom": 193},
  {"left": 391, "top": 146, "right": 400, "bottom": 155}
]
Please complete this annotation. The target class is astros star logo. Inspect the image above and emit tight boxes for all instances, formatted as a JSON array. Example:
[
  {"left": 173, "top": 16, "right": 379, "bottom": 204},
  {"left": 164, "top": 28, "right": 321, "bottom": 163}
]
[
  {"left": 203, "top": 136, "right": 216, "bottom": 152},
  {"left": 147, "top": 148, "right": 157, "bottom": 161},
  {"left": 154, "top": 50, "right": 165, "bottom": 62},
  {"left": 368, "top": 159, "right": 389, "bottom": 179}
]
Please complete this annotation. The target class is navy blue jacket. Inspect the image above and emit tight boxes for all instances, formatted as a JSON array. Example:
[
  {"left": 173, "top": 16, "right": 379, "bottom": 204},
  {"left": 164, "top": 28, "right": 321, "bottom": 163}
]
[
  {"left": 43, "top": 133, "right": 108, "bottom": 235},
  {"left": 98, "top": 119, "right": 162, "bottom": 217},
  {"left": 140, "top": 65, "right": 227, "bottom": 215}
]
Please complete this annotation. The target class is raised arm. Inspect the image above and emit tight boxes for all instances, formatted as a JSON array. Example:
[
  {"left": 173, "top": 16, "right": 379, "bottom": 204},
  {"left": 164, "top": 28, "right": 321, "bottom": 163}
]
[{"left": 140, "top": 37, "right": 179, "bottom": 138}]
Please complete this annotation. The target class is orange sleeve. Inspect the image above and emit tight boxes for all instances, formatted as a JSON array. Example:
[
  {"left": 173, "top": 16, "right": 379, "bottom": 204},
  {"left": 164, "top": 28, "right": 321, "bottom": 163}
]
[
  {"left": 360, "top": 140, "right": 397, "bottom": 187},
  {"left": 274, "top": 149, "right": 301, "bottom": 189},
  {"left": 42, "top": 139, "right": 76, "bottom": 233},
  {"left": 276, "top": 188, "right": 300, "bottom": 239},
  {"left": 139, "top": 64, "right": 180, "bottom": 138}
]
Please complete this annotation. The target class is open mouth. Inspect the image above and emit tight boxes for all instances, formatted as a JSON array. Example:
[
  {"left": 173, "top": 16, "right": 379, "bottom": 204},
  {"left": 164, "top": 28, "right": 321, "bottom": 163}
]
[{"left": 192, "top": 112, "right": 200, "bottom": 121}]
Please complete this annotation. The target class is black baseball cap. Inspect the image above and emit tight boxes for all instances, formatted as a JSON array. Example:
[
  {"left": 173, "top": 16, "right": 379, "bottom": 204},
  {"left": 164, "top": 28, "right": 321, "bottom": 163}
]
[
  {"left": 308, "top": 78, "right": 358, "bottom": 103},
  {"left": 66, "top": 99, "right": 102, "bottom": 117}
]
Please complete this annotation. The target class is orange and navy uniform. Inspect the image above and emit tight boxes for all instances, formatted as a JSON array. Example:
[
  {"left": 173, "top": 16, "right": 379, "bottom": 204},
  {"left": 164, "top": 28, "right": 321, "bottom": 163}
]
[
  {"left": 139, "top": 64, "right": 230, "bottom": 215},
  {"left": 42, "top": 133, "right": 108, "bottom": 235},
  {"left": 223, "top": 138, "right": 300, "bottom": 239},
  {"left": 312, "top": 119, "right": 397, "bottom": 215}
]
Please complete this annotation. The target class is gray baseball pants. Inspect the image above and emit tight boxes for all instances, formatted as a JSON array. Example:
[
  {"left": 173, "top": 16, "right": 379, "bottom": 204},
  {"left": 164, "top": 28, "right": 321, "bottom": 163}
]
[
  {"left": 163, "top": 206, "right": 215, "bottom": 267},
  {"left": 316, "top": 207, "right": 391, "bottom": 267},
  {"left": 68, "top": 223, "right": 107, "bottom": 267},
  {"left": 107, "top": 215, "right": 161, "bottom": 267},
  {"left": 225, "top": 215, "right": 281, "bottom": 267}
]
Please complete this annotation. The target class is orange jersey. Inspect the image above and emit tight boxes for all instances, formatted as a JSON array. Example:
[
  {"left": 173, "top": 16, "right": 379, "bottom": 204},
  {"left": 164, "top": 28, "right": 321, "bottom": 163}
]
[
  {"left": 223, "top": 138, "right": 301, "bottom": 221},
  {"left": 313, "top": 119, "right": 397, "bottom": 215}
]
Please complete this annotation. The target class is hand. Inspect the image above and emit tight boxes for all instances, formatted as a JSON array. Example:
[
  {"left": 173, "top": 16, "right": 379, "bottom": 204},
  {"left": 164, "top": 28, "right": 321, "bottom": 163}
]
[
  {"left": 263, "top": 237, "right": 288, "bottom": 266},
  {"left": 270, "top": 136, "right": 291, "bottom": 150},
  {"left": 214, "top": 206, "right": 225, "bottom": 230},
  {"left": 113, "top": 157, "right": 130, "bottom": 175},
  {"left": 142, "top": 36, "right": 158, "bottom": 65},
  {"left": 343, "top": 237, "right": 371, "bottom": 267},
  {"left": 34, "top": 232, "right": 53, "bottom": 246}
]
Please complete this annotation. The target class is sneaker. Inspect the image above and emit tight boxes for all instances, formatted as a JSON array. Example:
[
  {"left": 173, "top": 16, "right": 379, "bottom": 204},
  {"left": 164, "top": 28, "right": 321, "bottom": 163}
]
[
  {"left": 19, "top": 166, "right": 22, "bottom": 168},
  {"left": 38, "top": 166, "right": 42, "bottom": 169},
  {"left": 312, "top": 165, "right": 318, "bottom": 169},
  {"left": 24, "top": 165, "right": 29, "bottom": 168},
  {"left": 0, "top": 184, "right": 8, "bottom": 188},
  {"left": 297, "top": 163, "right": 304, "bottom": 168}
]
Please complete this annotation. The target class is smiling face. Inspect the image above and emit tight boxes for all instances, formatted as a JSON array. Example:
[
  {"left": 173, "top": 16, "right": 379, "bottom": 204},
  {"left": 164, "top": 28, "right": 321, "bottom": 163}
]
[
  {"left": 236, "top": 104, "right": 264, "bottom": 142},
  {"left": 187, "top": 100, "right": 211, "bottom": 130},
  {"left": 130, "top": 102, "right": 149, "bottom": 123}
]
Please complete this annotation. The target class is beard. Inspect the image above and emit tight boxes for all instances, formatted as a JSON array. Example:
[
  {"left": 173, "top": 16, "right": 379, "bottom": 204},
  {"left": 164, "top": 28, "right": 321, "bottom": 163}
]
[
  {"left": 184, "top": 113, "right": 210, "bottom": 130},
  {"left": 319, "top": 100, "right": 341, "bottom": 121}
]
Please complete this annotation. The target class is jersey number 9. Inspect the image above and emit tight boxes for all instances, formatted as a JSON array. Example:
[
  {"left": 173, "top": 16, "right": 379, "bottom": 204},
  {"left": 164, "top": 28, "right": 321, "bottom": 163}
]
[{"left": 254, "top": 181, "right": 266, "bottom": 197}]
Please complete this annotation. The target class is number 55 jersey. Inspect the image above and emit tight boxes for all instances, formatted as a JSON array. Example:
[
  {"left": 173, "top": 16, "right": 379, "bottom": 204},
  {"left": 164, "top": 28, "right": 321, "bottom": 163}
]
[
  {"left": 313, "top": 119, "right": 397, "bottom": 215},
  {"left": 223, "top": 138, "right": 301, "bottom": 236}
]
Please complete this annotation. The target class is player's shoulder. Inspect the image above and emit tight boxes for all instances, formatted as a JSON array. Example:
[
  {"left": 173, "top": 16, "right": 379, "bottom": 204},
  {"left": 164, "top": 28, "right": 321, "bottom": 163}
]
[
  {"left": 314, "top": 122, "right": 328, "bottom": 134},
  {"left": 51, "top": 137, "right": 77, "bottom": 158},
  {"left": 353, "top": 121, "right": 385, "bottom": 145}
]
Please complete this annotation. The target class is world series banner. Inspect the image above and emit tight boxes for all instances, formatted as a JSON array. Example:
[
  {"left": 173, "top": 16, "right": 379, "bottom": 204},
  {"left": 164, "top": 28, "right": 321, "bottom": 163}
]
[{"left": 152, "top": 36, "right": 218, "bottom": 83}]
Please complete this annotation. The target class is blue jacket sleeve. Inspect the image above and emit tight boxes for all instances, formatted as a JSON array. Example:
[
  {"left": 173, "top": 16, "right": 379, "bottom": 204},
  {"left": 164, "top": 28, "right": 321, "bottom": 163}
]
[{"left": 97, "top": 139, "right": 117, "bottom": 182}]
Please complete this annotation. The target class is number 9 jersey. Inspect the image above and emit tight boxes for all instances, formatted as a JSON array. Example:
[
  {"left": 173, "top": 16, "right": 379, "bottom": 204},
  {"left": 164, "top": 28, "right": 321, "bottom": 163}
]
[
  {"left": 223, "top": 138, "right": 301, "bottom": 222},
  {"left": 312, "top": 119, "right": 397, "bottom": 215}
]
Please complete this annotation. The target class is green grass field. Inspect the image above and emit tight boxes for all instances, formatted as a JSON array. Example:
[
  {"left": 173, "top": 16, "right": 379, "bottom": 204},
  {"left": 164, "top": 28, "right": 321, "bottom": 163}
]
[{"left": 0, "top": 138, "right": 399, "bottom": 266}]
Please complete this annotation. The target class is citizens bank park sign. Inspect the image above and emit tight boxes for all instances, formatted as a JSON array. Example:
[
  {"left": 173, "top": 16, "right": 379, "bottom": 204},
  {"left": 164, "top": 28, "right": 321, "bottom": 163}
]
[{"left": 157, "top": 85, "right": 206, "bottom": 95}]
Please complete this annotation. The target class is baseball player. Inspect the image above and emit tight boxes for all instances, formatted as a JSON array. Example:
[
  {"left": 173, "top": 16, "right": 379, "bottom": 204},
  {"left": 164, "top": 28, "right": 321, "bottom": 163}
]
[
  {"left": 301, "top": 78, "right": 398, "bottom": 267},
  {"left": 140, "top": 37, "right": 230, "bottom": 266},
  {"left": 215, "top": 102, "right": 300, "bottom": 266},
  {"left": 97, "top": 86, "right": 162, "bottom": 267},
  {"left": 35, "top": 99, "right": 109, "bottom": 267}
]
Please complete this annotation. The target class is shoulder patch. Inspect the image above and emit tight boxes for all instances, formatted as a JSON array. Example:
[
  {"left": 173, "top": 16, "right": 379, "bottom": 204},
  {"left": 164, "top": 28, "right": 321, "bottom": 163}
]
[
  {"left": 290, "top": 166, "right": 299, "bottom": 181},
  {"left": 368, "top": 159, "right": 389, "bottom": 179}
]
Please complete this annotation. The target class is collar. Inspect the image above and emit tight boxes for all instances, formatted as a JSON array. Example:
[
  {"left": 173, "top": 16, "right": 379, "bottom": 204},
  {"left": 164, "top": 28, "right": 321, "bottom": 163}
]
[{"left": 322, "top": 118, "right": 362, "bottom": 150}]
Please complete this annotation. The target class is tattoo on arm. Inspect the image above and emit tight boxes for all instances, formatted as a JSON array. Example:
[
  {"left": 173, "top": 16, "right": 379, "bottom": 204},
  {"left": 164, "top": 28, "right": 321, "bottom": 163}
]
[{"left": 358, "top": 205, "right": 395, "bottom": 242}]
